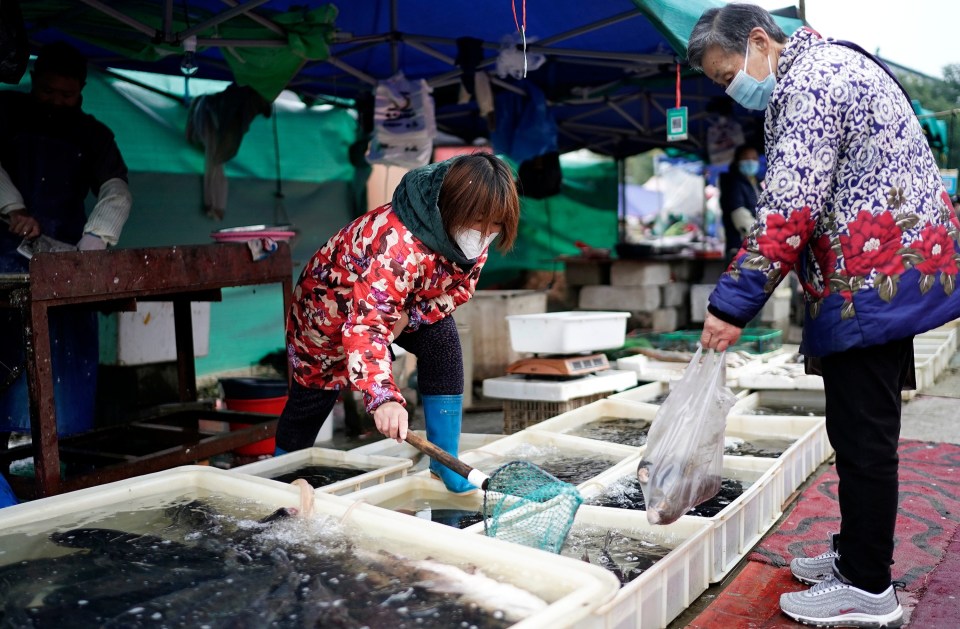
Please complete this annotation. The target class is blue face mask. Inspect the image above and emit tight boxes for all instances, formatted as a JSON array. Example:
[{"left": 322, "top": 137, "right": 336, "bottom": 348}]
[
  {"left": 725, "top": 41, "right": 776, "bottom": 111},
  {"left": 739, "top": 159, "right": 760, "bottom": 177}
]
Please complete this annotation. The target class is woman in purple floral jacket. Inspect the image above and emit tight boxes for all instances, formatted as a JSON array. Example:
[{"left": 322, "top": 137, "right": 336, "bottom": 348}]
[{"left": 688, "top": 4, "right": 960, "bottom": 627}]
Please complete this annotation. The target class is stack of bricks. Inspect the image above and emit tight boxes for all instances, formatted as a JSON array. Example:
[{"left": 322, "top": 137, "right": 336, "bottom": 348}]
[{"left": 575, "top": 260, "right": 691, "bottom": 332}]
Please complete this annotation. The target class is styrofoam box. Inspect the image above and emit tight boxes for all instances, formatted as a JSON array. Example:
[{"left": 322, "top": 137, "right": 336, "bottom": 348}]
[
  {"left": 483, "top": 369, "right": 638, "bottom": 402},
  {"left": 230, "top": 447, "right": 412, "bottom": 496},
  {"left": 348, "top": 431, "right": 506, "bottom": 474},
  {"left": 462, "top": 506, "right": 714, "bottom": 629},
  {"left": 506, "top": 311, "right": 630, "bottom": 354},
  {"left": 731, "top": 389, "right": 826, "bottom": 417},
  {"left": 459, "top": 430, "right": 639, "bottom": 490},
  {"left": 0, "top": 466, "right": 620, "bottom": 628},
  {"left": 580, "top": 456, "right": 783, "bottom": 583}
]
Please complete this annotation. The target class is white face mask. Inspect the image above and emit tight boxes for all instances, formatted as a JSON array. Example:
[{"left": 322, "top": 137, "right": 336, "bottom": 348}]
[{"left": 454, "top": 228, "right": 499, "bottom": 260}]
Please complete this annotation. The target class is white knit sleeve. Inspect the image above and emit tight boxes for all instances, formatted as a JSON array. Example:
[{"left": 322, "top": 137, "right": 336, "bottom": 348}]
[
  {"left": 83, "top": 177, "right": 132, "bottom": 246},
  {"left": 0, "top": 163, "right": 26, "bottom": 215}
]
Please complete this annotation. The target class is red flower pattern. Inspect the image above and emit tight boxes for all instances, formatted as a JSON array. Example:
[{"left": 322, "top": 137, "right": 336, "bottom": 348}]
[
  {"left": 840, "top": 210, "right": 904, "bottom": 277},
  {"left": 911, "top": 225, "right": 959, "bottom": 275},
  {"left": 757, "top": 206, "right": 815, "bottom": 267}
]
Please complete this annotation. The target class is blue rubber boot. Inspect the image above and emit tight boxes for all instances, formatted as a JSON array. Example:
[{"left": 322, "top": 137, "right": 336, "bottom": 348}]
[
  {"left": 273, "top": 446, "right": 289, "bottom": 457},
  {"left": 422, "top": 394, "right": 475, "bottom": 494},
  {"left": 1, "top": 474, "right": 17, "bottom": 509}
]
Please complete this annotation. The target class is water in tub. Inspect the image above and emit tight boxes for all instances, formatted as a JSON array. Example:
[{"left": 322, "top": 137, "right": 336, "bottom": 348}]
[
  {"left": 747, "top": 404, "right": 821, "bottom": 416},
  {"left": 588, "top": 469, "right": 756, "bottom": 518},
  {"left": 471, "top": 442, "right": 623, "bottom": 485},
  {"left": 377, "top": 491, "right": 484, "bottom": 529},
  {"left": 724, "top": 433, "right": 796, "bottom": 458},
  {"left": 568, "top": 416, "right": 653, "bottom": 447},
  {"left": 560, "top": 526, "right": 671, "bottom": 585},
  {"left": 0, "top": 492, "right": 551, "bottom": 627},
  {"left": 268, "top": 464, "right": 369, "bottom": 488}
]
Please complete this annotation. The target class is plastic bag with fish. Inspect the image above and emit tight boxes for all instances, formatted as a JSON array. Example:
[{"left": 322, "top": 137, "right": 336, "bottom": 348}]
[{"left": 636, "top": 347, "right": 737, "bottom": 525}]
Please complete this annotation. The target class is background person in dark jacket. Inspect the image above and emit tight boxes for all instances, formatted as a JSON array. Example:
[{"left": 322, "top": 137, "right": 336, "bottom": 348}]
[{"left": 719, "top": 144, "right": 761, "bottom": 258}]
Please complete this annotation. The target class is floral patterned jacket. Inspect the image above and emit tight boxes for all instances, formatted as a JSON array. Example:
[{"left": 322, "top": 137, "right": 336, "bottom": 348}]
[
  {"left": 287, "top": 204, "right": 484, "bottom": 410},
  {"left": 709, "top": 28, "right": 960, "bottom": 356}
]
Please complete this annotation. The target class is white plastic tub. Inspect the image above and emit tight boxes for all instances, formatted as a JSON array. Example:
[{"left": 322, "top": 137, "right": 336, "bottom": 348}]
[
  {"left": 580, "top": 456, "right": 782, "bottom": 583},
  {"left": 0, "top": 466, "right": 621, "bottom": 629},
  {"left": 346, "top": 475, "right": 485, "bottom": 527},
  {"left": 731, "top": 389, "right": 826, "bottom": 417},
  {"left": 726, "top": 415, "right": 832, "bottom": 499},
  {"left": 230, "top": 447, "right": 412, "bottom": 495},
  {"left": 483, "top": 369, "right": 638, "bottom": 402},
  {"left": 506, "top": 311, "right": 630, "bottom": 354},
  {"left": 348, "top": 431, "right": 506, "bottom": 474},
  {"left": 459, "top": 430, "right": 639, "bottom": 490},
  {"left": 527, "top": 399, "right": 659, "bottom": 442}
]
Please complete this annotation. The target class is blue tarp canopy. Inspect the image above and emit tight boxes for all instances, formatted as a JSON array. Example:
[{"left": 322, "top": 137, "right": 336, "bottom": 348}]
[{"left": 17, "top": 0, "right": 803, "bottom": 159}]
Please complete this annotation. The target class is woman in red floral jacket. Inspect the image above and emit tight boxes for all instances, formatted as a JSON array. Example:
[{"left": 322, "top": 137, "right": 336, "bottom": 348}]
[
  {"left": 276, "top": 153, "right": 519, "bottom": 493},
  {"left": 689, "top": 4, "right": 960, "bottom": 627}
]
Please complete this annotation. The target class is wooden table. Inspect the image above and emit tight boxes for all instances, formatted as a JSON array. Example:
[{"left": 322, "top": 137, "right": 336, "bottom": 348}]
[{"left": 0, "top": 243, "right": 293, "bottom": 498}]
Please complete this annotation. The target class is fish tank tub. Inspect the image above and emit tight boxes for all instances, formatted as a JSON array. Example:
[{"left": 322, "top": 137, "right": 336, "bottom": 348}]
[
  {"left": 348, "top": 475, "right": 486, "bottom": 529},
  {"left": 579, "top": 456, "right": 782, "bottom": 583},
  {"left": 230, "top": 447, "right": 412, "bottom": 495},
  {"left": 458, "top": 431, "right": 638, "bottom": 489},
  {"left": 0, "top": 466, "right": 620, "bottom": 629},
  {"left": 348, "top": 431, "right": 506, "bottom": 474},
  {"left": 731, "top": 389, "right": 826, "bottom": 417}
]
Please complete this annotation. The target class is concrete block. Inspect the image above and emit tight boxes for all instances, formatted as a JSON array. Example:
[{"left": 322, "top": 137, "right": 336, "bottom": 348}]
[
  {"left": 662, "top": 282, "right": 689, "bottom": 308},
  {"left": 652, "top": 308, "right": 679, "bottom": 332},
  {"left": 670, "top": 260, "right": 695, "bottom": 281},
  {"left": 690, "top": 284, "right": 716, "bottom": 322},
  {"left": 761, "top": 296, "right": 791, "bottom": 322},
  {"left": 579, "top": 285, "right": 661, "bottom": 312},
  {"left": 610, "top": 261, "right": 671, "bottom": 287},
  {"left": 564, "top": 260, "right": 610, "bottom": 287}
]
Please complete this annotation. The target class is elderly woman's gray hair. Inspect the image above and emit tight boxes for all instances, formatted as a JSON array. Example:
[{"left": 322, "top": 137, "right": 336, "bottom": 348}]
[{"left": 686, "top": 3, "right": 788, "bottom": 72}]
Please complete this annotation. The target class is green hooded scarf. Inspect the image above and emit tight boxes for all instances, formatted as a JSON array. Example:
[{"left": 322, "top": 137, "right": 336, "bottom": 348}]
[{"left": 390, "top": 158, "right": 475, "bottom": 269}]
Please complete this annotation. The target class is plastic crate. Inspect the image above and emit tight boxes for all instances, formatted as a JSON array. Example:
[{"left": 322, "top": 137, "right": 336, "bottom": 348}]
[
  {"left": 346, "top": 475, "right": 485, "bottom": 523},
  {"left": 462, "top": 505, "right": 714, "bottom": 629},
  {"left": 659, "top": 328, "right": 782, "bottom": 354},
  {"left": 503, "top": 392, "right": 609, "bottom": 433},
  {"left": 0, "top": 466, "right": 620, "bottom": 628},
  {"left": 731, "top": 390, "right": 826, "bottom": 417},
  {"left": 527, "top": 398, "right": 660, "bottom": 438},
  {"left": 230, "top": 447, "right": 412, "bottom": 496},
  {"left": 581, "top": 456, "right": 783, "bottom": 583}
]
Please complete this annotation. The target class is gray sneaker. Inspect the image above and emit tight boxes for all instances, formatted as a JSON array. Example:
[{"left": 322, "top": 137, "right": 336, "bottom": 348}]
[
  {"left": 780, "top": 575, "right": 903, "bottom": 628},
  {"left": 791, "top": 534, "right": 840, "bottom": 585}
]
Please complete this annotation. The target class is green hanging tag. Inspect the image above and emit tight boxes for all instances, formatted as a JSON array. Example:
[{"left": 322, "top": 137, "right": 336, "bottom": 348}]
[{"left": 666, "top": 106, "right": 688, "bottom": 142}]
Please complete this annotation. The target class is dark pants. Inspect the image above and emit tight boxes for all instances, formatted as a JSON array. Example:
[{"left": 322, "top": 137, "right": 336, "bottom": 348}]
[
  {"left": 274, "top": 315, "right": 463, "bottom": 451},
  {"left": 820, "top": 336, "right": 914, "bottom": 593}
]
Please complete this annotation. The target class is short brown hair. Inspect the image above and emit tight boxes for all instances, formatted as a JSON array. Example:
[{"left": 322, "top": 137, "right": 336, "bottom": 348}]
[{"left": 438, "top": 153, "right": 520, "bottom": 251}]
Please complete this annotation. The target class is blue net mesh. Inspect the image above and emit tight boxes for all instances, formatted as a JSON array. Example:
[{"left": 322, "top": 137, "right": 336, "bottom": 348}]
[{"left": 482, "top": 461, "right": 583, "bottom": 553}]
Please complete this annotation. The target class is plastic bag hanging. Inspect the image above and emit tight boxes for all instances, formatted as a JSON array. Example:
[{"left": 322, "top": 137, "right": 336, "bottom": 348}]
[
  {"left": 637, "top": 347, "right": 737, "bottom": 525},
  {"left": 367, "top": 73, "right": 436, "bottom": 169}
]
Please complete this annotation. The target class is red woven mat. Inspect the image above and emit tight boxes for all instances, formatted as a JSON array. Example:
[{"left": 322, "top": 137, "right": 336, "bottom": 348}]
[{"left": 690, "top": 440, "right": 960, "bottom": 627}]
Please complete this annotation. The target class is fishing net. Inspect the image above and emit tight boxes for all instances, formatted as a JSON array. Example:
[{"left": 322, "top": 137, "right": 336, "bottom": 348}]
[{"left": 482, "top": 461, "right": 583, "bottom": 553}]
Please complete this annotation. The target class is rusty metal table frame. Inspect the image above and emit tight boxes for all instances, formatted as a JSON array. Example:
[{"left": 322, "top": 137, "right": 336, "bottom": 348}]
[{"left": 0, "top": 243, "right": 293, "bottom": 497}]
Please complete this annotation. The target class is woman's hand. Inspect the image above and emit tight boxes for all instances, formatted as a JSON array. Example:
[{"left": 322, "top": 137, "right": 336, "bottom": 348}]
[
  {"left": 700, "top": 312, "right": 743, "bottom": 351},
  {"left": 373, "top": 401, "right": 408, "bottom": 442},
  {"left": 392, "top": 312, "right": 410, "bottom": 339},
  {"left": 5, "top": 210, "right": 40, "bottom": 240}
]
